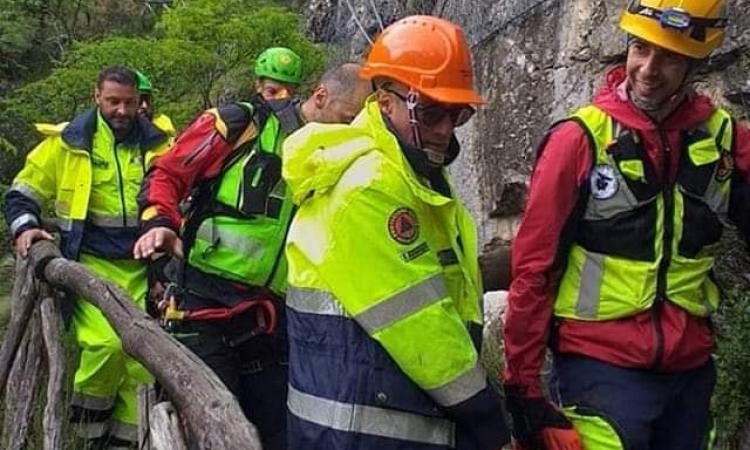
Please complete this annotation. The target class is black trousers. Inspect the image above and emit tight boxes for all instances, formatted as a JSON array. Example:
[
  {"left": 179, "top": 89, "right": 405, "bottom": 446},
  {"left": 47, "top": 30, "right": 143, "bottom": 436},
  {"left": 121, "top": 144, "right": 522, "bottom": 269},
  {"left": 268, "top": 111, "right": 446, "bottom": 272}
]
[{"left": 172, "top": 307, "right": 288, "bottom": 450}]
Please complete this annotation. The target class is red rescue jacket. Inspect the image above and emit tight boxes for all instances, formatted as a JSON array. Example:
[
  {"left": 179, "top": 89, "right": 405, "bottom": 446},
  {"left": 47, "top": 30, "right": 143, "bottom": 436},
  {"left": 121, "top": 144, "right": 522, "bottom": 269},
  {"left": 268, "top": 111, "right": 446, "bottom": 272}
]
[{"left": 503, "top": 66, "right": 750, "bottom": 397}]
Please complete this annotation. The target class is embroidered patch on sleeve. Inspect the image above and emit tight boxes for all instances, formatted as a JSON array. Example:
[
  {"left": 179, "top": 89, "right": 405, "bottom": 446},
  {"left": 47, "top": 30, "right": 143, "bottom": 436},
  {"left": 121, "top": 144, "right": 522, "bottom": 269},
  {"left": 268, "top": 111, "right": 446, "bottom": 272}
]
[{"left": 388, "top": 207, "right": 419, "bottom": 245}]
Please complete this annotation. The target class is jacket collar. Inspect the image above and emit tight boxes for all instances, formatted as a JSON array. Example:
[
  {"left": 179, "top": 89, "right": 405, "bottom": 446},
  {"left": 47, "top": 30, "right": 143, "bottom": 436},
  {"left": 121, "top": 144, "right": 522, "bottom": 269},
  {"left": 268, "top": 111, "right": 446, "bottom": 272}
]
[
  {"left": 592, "top": 65, "right": 715, "bottom": 131},
  {"left": 384, "top": 117, "right": 455, "bottom": 198},
  {"left": 283, "top": 97, "right": 455, "bottom": 207},
  {"left": 62, "top": 108, "right": 168, "bottom": 153}
]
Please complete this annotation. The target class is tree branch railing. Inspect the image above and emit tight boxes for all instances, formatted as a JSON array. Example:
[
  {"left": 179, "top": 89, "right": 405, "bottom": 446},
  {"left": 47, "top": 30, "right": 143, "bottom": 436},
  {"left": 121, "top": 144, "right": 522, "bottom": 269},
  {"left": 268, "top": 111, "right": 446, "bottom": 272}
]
[{"left": 0, "top": 240, "right": 262, "bottom": 450}]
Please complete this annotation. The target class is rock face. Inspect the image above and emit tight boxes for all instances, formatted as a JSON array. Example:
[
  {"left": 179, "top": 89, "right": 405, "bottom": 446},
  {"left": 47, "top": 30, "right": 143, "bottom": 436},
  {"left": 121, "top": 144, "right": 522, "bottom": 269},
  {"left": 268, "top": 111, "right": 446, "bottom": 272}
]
[{"left": 301, "top": 0, "right": 750, "bottom": 251}]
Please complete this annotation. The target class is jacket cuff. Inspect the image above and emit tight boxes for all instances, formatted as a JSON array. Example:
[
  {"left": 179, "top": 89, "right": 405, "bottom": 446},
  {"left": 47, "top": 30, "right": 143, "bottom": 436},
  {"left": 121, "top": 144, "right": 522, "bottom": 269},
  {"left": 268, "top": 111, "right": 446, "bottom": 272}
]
[
  {"left": 9, "top": 213, "right": 40, "bottom": 238},
  {"left": 444, "top": 385, "right": 511, "bottom": 450},
  {"left": 502, "top": 374, "right": 545, "bottom": 398},
  {"left": 140, "top": 215, "right": 178, "bottom": 234}
]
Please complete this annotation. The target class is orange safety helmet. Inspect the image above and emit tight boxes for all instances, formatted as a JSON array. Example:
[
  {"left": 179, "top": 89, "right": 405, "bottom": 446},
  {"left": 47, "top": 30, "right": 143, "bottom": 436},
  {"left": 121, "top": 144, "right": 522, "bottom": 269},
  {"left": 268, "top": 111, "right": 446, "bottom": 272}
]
[
  {"left": 620, "top": 0, "right": 727, "bottom": 59},
  {"left": 360, "top": 15, "right": 484, "bottom": 105}
]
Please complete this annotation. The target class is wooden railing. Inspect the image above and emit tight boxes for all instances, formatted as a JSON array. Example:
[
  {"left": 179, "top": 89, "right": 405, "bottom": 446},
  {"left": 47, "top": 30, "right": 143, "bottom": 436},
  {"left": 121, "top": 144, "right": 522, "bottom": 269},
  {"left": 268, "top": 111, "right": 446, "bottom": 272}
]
[{"left": 0, "top": 240, "right": 262, "bottom": 450}]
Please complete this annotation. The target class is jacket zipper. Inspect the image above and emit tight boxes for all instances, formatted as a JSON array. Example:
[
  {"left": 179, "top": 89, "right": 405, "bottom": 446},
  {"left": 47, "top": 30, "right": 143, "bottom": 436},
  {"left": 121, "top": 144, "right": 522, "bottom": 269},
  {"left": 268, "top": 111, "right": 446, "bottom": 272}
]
[
  {"left": 112, "top": 144, "right": 128, "bottom": 227},
  {"left": 262, "top": 124, "right": 289, "bottom": 287},
  {"left": 652, "top": 129, "right": 673, "bottom": 369},
  {"left": 264, "top": 205, "right": 297, "bottom": 287}
]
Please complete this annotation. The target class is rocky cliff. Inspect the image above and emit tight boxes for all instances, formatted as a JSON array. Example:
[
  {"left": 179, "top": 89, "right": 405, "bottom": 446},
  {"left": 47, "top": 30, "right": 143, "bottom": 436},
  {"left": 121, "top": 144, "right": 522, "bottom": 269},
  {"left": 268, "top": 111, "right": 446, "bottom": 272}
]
[{"left": 302, "top": 0, "right": 750, "bottom": 252}]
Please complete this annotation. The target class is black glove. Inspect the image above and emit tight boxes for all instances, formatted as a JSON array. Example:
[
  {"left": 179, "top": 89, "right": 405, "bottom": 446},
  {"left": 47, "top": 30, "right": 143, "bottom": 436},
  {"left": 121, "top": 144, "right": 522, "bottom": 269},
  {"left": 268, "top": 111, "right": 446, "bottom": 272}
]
[{"left": 504, "top": 385, "right": 572, "bottom": 450}]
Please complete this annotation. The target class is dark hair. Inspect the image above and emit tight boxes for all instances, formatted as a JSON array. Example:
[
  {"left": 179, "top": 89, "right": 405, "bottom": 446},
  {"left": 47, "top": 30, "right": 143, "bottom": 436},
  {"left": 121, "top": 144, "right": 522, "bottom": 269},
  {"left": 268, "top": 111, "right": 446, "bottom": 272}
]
[
  {"left": 320, "top": 62, "right": 370, "bottom": 98},
  {"left": 97, "top": 66, "right": 138, "bottom": 89}
]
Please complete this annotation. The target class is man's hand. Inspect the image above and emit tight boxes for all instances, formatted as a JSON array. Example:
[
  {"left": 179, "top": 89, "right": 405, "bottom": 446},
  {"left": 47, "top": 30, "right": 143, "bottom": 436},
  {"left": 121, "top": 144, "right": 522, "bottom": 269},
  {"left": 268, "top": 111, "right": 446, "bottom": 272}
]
[
  {"left": 505, "top": 386, "right": 573, "bottom": 450},
  {"left": 133, "top": 227, "right": 183, "bottom": 260},
  {"left": 14, "top": 228, "right": 54, "bottom": 258}
]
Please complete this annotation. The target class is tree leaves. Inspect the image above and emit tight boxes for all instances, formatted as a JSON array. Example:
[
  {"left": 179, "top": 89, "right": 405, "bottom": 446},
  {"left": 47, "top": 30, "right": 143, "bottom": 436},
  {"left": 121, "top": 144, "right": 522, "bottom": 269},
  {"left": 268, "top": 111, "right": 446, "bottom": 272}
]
[{"left": 0, "top": 0, "right": 325, "bottom": 184}]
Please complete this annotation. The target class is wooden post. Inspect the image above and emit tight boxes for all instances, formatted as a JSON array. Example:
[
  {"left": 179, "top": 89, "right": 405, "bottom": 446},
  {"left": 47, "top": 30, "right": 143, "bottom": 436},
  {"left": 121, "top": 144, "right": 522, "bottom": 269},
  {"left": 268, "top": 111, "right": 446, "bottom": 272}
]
[
  {"left": 27, "top": 241, "right": 262, "bottom": 450},
  {"left": 40, "top": 288, "right": 66, "bottom": 450},
  {"left": 150, "top": 401, "right": 189, "bottom": 450},
  {"left": 139, "top": 384, "right": 158, "bottom": 450},
  {"left": 3, "top": 309, "right": 44, "bottom": 450},
  {"left": 0, "top": 257, "right": 37, "bottom": 393},
  {"left": 479, "top": 244, "right": 512, "bottom": 292}
]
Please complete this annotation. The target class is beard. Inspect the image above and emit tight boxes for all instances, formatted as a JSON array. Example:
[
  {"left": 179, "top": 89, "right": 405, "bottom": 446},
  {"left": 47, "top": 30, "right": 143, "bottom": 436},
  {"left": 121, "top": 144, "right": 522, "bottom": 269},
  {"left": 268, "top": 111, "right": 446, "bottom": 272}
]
[{"left": 104, "top": 113, "right": 134, "bottom": 136}]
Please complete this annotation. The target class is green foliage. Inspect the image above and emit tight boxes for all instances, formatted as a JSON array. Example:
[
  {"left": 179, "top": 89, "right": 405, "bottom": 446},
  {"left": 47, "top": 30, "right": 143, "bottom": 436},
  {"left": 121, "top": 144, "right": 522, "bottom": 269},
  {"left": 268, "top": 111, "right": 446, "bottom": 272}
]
[
  {"left": 0, "top": 0, "right": 325, "bottom": 169},
  {"left": 714, "top": 290, "right": 750, "bottom": 449},
  {"left": 158, "top": 0, "right": 325, "bottom": 105},
  {"left": 3, "top": 36, "right": 218, "bottom": 128},
  {"left": 0, "top": 0, "right": 36, "bottom": 80},
  {"left": 0, "top": 183, "right": 9, "bottom": 258},
  {"left": 0, "top": 183, "right": 12, "bottom": 315},
  {"left": 0, "top": 0, "right": 154, "bottom": 86}
]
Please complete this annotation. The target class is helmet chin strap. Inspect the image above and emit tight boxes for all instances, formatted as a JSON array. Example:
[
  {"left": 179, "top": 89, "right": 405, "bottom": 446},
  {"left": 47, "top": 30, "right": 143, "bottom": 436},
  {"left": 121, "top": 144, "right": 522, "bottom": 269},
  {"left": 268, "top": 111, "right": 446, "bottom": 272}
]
[
  {"left": 405, "top": 89, "right": 446, "bottom": 166},
  {"left": 405, "top": 89, "right": 423, "bottom": 148}
]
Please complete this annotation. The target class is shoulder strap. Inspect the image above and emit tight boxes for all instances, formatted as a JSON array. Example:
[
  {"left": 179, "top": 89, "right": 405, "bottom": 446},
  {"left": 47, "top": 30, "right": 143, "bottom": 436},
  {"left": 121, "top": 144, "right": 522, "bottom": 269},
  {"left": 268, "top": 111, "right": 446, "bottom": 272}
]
[
  {"left": 179, "top": 99, "right": 276, "bottom": 257},
  {"left": 533, "top": 113, "right": 599, "bottom": 277}
]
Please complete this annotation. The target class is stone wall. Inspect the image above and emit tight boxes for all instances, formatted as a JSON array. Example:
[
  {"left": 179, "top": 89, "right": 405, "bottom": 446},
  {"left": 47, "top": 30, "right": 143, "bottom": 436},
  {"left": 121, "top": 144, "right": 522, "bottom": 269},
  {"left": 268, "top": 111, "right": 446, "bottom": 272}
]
[{"left": 302, "top": 0, "right": 750, "bottom": 250}]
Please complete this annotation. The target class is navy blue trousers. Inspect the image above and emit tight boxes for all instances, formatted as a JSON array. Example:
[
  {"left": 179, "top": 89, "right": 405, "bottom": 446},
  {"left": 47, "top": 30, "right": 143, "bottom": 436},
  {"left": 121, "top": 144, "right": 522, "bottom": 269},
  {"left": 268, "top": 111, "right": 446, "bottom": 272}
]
[{"left": 554, "top": 354, "right": 715, "bottom": 450}]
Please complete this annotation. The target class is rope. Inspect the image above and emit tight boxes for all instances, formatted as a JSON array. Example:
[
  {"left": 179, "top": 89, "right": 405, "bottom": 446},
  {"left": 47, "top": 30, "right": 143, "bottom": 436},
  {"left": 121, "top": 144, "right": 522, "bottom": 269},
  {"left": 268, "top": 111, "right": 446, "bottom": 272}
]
[
  {"left": 471, "top": 0, "right": 557, "bottom": 49},
  {"left": 367, "top": 0, "right": 385, "bottom": 32},
  {"left": 436, "top": 0, "right": 449, "bottom": 18},
  {"left": 343, "top": 0, "right": 374, "bottom": 45}
]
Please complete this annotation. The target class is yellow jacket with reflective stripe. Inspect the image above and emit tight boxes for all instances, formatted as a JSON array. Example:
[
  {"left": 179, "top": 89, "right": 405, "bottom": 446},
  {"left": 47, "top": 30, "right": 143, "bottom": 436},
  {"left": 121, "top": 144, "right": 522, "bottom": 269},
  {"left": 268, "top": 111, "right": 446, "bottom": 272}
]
[
  {"left": 5, "top": 109, "right": 170, "bottom": 259},
  {"left": 282, "top": 98, "right": 509, "bottom": 449},
  {"left": 284, "top": 97, "right": 484, "bottom": 390},
  {"left": 554, "top": 105, "right": 734, "bottom": 321}
]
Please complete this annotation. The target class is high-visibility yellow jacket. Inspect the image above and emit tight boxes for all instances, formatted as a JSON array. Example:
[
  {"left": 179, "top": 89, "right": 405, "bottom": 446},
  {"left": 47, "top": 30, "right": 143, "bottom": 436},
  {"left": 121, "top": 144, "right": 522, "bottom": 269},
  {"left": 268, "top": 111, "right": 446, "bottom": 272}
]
[
  {"left": 152, "top": 113, "right": 176, "bottom": 138},
  {"left": 282, "top": 97, "right": 509, "bottom": 450},
  {"left": 4, "top": 109, "right": 170, "bottom": 260}
]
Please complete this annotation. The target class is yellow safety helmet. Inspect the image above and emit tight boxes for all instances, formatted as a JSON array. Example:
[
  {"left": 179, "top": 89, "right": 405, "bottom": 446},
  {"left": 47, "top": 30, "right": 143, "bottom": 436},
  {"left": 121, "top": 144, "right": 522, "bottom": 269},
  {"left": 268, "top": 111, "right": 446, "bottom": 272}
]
[{"left": 619, "top": 0, "right": 727, "bottom": 59}]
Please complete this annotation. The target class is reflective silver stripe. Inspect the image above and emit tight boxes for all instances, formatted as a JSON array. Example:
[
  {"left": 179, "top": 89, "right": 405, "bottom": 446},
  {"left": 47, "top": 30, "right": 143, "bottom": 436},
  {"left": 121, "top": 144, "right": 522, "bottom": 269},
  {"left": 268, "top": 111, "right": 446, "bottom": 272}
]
[
  {"left": 53, "top": 218, "right": 73, "bottom": 232},
  {"left": 355, "top": 274, "right": 448, "bottom": 334},
  {"left": 74, "top": 421, "right": 108, "bottom": 439},
  {"left": 612, "top": 120, "right": 623, "bottom": 139},
  {"left": 288, "top": 385, "right": 456, "bottom": 447},
  {"left": 702, "top": 179, "right": 730, "bottom": 217},
  {"left": 287, "top": 286, "right": 347, "bottom": 317},
  {"left": 8, "top": 182, "right": 45, "bottom": 207},
  {"left": 427, "top": 362, "right": 487, "bottom": 407},
  {"left": 9, "top": 213, "right": 38, "bottom": 235},
  {"left": 87, "top": 213, "right": 139, "bottom": 228},
  {"left": 575, "top": 252, "right": 605, "bottom": 318},
  {"left": 110, "top": 419, "right": 138, "bottom": 442},
  {"left": 71, "top": 392, "right": 115, "bottom": 411},
  {"left": 195, "top": 221, "right": 266, "bottom": 258}
]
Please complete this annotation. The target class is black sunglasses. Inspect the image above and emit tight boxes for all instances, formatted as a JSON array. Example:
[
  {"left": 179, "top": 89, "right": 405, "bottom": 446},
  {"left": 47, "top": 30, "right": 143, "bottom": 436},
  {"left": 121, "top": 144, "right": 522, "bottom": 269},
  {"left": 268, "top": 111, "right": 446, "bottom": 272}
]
[{"left": 386, "top": 89, "right": 476, "bottom": 127}]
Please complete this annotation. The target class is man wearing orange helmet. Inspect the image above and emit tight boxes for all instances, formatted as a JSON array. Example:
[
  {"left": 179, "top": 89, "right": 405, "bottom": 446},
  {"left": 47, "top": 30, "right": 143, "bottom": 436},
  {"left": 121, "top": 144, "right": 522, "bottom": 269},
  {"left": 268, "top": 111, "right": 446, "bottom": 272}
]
[
  {"left": 281, "top": 15, "right": 510, "bottom": 450},
  {"left": 504, "top": 1, "right": 750, "bottom": 449}
]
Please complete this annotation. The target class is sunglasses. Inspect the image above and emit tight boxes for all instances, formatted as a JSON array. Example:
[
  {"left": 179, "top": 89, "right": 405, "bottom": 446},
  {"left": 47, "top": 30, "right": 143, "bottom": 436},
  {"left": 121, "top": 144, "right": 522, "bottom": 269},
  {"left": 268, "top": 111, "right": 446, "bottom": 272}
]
[{"left": 386, "top": 89, "right": 476, "bottom": 127}]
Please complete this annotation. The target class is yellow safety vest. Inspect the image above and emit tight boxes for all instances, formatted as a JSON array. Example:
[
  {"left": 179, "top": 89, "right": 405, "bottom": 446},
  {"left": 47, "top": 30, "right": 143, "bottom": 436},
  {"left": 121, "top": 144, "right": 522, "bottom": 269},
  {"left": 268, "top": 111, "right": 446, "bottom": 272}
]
[{"left": 554, "top": 105, "right": 734, "bottom": 320}]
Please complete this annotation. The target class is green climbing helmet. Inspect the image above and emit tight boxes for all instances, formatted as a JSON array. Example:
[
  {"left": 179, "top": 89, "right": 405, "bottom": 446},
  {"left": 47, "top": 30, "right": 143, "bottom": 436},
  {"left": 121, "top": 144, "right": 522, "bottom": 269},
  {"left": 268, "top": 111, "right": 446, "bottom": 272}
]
[
  {"left": 254, "top": 47, "right": 302, "bottom": 85},
  {"left": 136, "top": 70, "right": 153, "bottom": 94}
]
